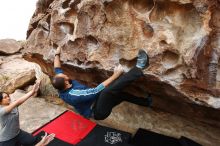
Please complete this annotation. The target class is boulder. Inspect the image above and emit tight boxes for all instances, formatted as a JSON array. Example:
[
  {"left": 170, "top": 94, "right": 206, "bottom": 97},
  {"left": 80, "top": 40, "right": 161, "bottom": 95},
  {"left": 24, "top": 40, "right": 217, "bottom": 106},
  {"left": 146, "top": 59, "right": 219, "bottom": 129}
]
[
  {"left": 0, "top": 55, "right": 36, "bottom": 93},
  {"left": 0, "top": 39, "right": 21, "bottom": 55},
  {"left": 23, "top": 0, "right": 220, "bottom": 120},
  {"left": 2, "top": 70, "right": 36, "bottom": 94}
]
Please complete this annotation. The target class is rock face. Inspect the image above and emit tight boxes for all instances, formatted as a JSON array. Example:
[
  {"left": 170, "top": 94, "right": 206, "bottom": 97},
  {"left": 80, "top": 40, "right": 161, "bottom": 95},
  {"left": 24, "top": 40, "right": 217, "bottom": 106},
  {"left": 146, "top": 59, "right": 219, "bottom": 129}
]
[
  {"left": 22, "top": 0, "right": 220, "bottom": 145},
  {"left": 98, "top": 102, "right": 220, "bottom": 146},
  {"left": 0, "top": 39, "right": 21, "bottom": 55},
  {"left": 0, "top": 40, "right": 36, "bottom": 94},
  {"left": 0, "top": 55, "right": 36, "bottom": 94}
]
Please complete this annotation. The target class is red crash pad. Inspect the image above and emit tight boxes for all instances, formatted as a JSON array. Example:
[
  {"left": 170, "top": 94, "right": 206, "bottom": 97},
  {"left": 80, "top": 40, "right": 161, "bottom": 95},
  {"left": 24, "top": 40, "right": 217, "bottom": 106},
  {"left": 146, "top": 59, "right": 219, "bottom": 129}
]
[{"left": 33, "top": 111, "right": 96, "bottom": 145}]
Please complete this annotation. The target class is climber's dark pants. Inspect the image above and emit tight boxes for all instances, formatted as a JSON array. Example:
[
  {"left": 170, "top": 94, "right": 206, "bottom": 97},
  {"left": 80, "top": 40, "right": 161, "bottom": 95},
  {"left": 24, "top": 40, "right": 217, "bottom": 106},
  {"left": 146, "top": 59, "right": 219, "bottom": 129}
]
[
  {"left": 0, "top": 130, "right": 38, "bottom": 146},
  {"left": 93, "top": 67, "right": 149, "bottom": 120}
]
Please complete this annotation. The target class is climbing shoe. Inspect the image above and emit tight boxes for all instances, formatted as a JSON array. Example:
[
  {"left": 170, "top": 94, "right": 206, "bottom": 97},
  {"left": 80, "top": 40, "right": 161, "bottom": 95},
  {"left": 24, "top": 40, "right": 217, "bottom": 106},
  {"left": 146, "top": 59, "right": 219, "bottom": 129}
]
[{"left": 136, "top": 49, "right": 149, "bottom": 69}]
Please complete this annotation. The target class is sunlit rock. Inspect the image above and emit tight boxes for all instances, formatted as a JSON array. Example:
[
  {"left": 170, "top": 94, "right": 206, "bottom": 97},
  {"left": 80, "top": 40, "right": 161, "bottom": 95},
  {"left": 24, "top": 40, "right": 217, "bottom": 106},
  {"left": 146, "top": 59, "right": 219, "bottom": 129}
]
[{"left": 0, "top": 55, "right": 36, "bottom": 93}]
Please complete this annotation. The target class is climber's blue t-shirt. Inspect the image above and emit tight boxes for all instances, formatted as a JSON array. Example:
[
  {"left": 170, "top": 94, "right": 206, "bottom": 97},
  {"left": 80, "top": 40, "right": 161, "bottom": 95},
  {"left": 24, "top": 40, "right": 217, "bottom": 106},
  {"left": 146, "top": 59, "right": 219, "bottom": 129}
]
[{"left": 54, "top": 68, "right": 105, "bottom": 118}]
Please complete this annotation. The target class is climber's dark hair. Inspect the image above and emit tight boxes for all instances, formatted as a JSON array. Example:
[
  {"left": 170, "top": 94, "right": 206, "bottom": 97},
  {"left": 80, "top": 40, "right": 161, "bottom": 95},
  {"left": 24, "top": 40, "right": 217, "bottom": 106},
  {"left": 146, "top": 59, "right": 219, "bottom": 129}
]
[{"left": 52, "top": 77, "right": 65, "bottom": 91}]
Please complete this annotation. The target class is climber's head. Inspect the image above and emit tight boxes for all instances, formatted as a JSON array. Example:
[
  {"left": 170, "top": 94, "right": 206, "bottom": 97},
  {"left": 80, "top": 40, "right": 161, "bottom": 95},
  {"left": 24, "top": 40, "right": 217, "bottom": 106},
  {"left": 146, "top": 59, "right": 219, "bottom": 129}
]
[
  {"left": 0, "top": 92, "right": 11, "bottom": 105},
  {"left": 52, "top": 73, "right": 72, "bottom": 91}
]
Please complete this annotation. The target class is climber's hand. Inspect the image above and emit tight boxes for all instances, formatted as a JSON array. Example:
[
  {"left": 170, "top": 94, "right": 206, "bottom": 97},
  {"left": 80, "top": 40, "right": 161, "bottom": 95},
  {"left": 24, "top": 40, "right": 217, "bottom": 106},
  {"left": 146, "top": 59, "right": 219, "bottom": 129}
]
[
  {"left": 113, "top": 64, "right": 124, "bottom": 77},
  {"left": 35, "top": 132, "right": 55, "bottom": 146},
  {"left": 56, "top": 46, "right": 62, "bottom": 55}
]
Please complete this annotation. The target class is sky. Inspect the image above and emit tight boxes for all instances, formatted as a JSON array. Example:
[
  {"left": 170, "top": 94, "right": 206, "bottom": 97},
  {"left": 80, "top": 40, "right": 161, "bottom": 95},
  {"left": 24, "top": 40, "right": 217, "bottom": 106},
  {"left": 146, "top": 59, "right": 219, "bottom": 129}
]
[{"left": 0, "top": 0, "right": 37, "bottom": 40}]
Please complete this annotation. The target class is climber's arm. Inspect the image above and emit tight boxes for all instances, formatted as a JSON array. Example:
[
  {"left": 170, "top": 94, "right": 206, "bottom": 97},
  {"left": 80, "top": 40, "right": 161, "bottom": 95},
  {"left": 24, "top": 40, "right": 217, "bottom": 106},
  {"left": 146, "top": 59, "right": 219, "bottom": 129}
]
[
  {"left": 54, "top": 46, "right": 62, "bottom": 68},
  {"left": 101, "top": 65, "right": 124, "bottom": 87},
  {"left": 3, "top": 81, "right": 40, "bottom": 114}
]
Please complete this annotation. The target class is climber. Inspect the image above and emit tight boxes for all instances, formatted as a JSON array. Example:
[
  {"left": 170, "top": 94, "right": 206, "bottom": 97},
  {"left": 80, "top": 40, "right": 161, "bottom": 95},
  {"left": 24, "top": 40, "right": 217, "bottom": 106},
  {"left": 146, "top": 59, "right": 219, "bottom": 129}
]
[
  {"left": 0, "top": 81, "right": 55, "bottom": 146},
  {"left": 52, "top": 46, "right": 152, "bottom": 120}
]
